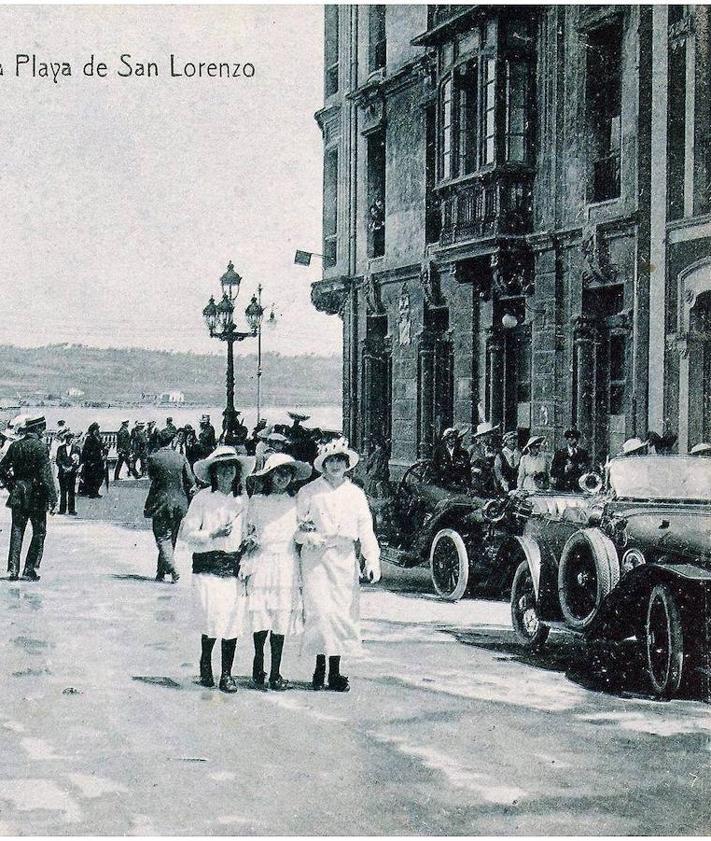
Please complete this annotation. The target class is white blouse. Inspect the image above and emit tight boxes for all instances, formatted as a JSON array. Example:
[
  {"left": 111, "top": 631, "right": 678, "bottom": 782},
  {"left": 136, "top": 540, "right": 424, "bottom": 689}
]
[
  {"left": 295, "top": 477, "right": 380, "bottom": 563},
  {"left": 181, "top": 487, "right": 245, "bottom": 553}
]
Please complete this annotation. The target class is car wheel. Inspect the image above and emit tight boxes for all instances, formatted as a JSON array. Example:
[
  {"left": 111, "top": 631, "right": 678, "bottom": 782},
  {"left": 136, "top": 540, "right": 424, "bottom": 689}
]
[
  {"left": 429, "top": 528, "right": 469, "bottom": 601},
  {"left": 645, "top": 583, "right": 684, "bottom": 698},
  {"left": 511, "top": 560, "right": 549, "bottom": 650},
  {"left": 558, "top": 528, "right": 620, "bottom": 630}
]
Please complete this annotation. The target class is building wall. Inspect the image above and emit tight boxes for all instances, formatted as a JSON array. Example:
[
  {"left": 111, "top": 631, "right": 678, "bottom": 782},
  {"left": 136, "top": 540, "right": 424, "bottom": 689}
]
[{"left": 312, "top": 4, "right": 708, "bottom": 469}]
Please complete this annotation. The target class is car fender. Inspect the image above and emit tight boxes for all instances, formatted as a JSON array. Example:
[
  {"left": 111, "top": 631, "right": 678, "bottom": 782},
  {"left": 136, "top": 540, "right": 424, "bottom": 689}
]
[{"left": 513, "top": 535, "right": 543, "bottom": 597}]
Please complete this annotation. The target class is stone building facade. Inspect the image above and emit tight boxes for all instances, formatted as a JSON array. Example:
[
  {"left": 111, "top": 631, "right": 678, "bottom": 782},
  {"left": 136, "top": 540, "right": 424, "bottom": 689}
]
[{"left": 311, "top": 4, "right": 711, "bottom": 470}]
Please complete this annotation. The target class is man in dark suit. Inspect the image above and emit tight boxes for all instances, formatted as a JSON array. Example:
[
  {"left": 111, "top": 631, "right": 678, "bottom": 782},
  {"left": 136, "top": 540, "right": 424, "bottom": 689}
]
[
  {"left": 0, "top": 415, "right": 57, "bottom": 580},
  {"left": 114, "top": 420, "right": 132, "bottom": 480},
  {"left": 551, "top": 428, "right": 590, "bottom": 492},
  {"left": 194, "top": 414, "right": 217, "bottom": 461},
  {"left": 144, "top": 428, "right": 196, "bottom": 582},
  {"left": 81, "top": 423, "right": 106, "bottom": 499},
  {"left": 431, "top": 427, "right": 471, "bottom": 491},
  {"left": 56, "top": 430, "right": 81, "bottom": 515}
]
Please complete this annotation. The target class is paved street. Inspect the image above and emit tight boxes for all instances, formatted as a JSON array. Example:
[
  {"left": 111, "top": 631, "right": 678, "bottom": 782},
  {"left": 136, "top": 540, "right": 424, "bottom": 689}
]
[{"left": 0, "top": 486, "right": 710, "bottom": 835}]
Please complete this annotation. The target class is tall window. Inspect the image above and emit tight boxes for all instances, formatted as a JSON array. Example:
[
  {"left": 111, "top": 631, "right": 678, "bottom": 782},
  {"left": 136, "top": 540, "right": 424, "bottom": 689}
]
[
  {"left": 505, "top": 59, "right": 529, "bottom": 162},
  {"left": 457, "top": 61, "right": 478, "bottom": 173},
  {"left": 323, "top": 148, "right": 338, "bottom": 267},
  {"left": 369, "top": 6, "right": 386, "bottom": 73},
  {"left": 325, "top": 5, "right": 339, "bottom": 97},
  {"left": 439, "top": 78, "right": 454, "bottom": 180},
  {"left": 586, "top": 19, "right": 623, "bottom": 202},
  {"left": 667, "top": 38, "right": 686, "bottom": 220},
  {"left": 482, "top": 57, "right": 496, "bottom": 165},
  {"left": 367, "top": 132, "right": 386, "bottom": 258}
]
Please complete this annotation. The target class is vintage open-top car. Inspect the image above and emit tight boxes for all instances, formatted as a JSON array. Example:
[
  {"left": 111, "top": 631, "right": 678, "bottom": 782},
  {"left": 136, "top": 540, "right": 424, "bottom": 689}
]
[
  {"left": 370, "top": 460, "right": 527, "bottom": 601},
  {"left": 504, "top": 455, "right": 711, "bottom": 698}
]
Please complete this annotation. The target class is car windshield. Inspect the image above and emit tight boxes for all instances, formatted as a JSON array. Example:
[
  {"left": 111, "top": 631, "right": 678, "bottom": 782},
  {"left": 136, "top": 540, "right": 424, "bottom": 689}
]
[{"left": 609, "top": 456, "right": 711, "bottom": 501}]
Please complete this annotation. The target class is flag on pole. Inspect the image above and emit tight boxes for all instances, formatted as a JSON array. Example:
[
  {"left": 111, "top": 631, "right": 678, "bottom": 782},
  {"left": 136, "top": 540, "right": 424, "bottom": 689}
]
[{"left": 294, "top": 249, "right": 313, "bottom": 266}]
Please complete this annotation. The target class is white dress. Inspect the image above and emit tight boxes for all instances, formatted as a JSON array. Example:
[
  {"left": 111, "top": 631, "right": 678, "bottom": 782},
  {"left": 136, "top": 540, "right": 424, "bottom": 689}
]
[
  {"left": 295, "top": 477, "right": 380, "bottom": 657},
  {"left": 242, "top": 493, "right": 303, "bottom": 635},
  {"left": 517, "top": 453, "right": 551, "bottom": 491},
  {"left": 180, "top": 487, "right": 247, "bottom": 639}
]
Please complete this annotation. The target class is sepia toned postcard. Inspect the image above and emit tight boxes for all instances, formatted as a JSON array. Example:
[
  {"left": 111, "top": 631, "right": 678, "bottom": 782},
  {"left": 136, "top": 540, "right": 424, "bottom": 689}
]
[{"left": 0, "top": 2, "right": 710, "bottom": 836}]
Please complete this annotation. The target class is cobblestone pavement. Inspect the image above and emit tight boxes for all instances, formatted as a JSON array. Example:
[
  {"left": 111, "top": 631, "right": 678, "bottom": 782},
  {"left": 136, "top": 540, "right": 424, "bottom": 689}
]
[{"left": 0, "top": 487, "right": 710, "bottom": 835}]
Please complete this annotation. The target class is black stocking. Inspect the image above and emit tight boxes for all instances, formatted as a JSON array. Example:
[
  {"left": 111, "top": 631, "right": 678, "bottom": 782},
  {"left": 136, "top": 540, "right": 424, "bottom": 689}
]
[
  {"left": 221, "top": 638, "right": 237, "bottom": 678},
  {"left": 253, "top": 631, "right": 268, "bottom": 679},
  {"left": 328, "top": 656, "right": 341, "bottom": 681},
  {"left": 269, "top": 633, "right": 285, "bottom": 681},
  {"left": 200, "top": 635, "right": 216, "bottom": 684},
  {"left": 314, "top": 654, "right": 326, "bottom": 679}
]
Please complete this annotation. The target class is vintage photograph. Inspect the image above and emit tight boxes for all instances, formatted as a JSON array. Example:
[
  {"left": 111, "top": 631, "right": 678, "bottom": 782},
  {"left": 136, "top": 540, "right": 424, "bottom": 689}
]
[{"left": 1, "top": 1, "right": 710, "bottom": 835}]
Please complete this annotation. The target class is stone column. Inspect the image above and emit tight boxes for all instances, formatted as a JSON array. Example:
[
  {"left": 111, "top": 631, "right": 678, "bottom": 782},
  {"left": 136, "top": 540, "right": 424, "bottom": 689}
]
[
  {"left": 572, "top": 315, "right": 597, "bottom": 447},
  {"left": 486, "top": 327, "right": 505, "bottom": 427},
  {"left": 418, "top": 331, "right": 435, "bottom": 458}
]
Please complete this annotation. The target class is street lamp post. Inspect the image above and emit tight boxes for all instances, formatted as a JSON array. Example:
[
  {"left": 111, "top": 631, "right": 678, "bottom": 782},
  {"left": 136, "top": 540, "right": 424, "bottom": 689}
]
[
  {"left": 244, "top": 285, "right": 277, "bottom": 425},
  {"left": 202, "top": 260, "right": 258, "bottom": 440}
]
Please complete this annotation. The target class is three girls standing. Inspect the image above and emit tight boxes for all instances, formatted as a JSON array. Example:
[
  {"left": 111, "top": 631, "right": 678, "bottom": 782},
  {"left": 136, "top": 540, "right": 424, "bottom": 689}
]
[{"left": 182, "top": 439, "right": 381, "bottom": 693}]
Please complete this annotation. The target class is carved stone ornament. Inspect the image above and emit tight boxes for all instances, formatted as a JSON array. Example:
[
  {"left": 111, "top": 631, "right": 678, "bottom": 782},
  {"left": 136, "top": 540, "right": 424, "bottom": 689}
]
[
  {"left": 398, "top": 283, "right": 411, "bottom": 346},
  {"left": 363, "top": 274, "right": 385, "bottom": 316},
  {"left": 666, "top": 332, "right": 690, "bottom": 359},
  {"left": 420, "top": 261, "right": 444, "bottom": 308},
  {"left": 490, "top": 247, "right": 535, "bottom": 298},
  {"left": 581, "top": 224, "right": 619, "bottom": 287}
]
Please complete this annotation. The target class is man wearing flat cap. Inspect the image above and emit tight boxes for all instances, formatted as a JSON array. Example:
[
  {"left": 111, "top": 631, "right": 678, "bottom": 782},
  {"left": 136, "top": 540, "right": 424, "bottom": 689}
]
[
  {"left": 114, "top": 420, "right": 133, "bottom": 481},
  {"left": 432, "top": 427, "right": 471, "bottom": 491},
  {"left": 551, "top": 428, "right": 590, "bottom": 492},
  {"left": 0, "top": 415, "right": 57, "bottom": 580},
  {"left": 56, "top": 430, "right": 81, "bottom": 515}
]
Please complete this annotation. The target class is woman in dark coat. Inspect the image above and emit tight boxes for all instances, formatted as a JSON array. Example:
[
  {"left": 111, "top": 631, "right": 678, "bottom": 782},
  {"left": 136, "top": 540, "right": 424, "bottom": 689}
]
[{"left": 81, "top": 423, "right": 106, "bottom": 499}]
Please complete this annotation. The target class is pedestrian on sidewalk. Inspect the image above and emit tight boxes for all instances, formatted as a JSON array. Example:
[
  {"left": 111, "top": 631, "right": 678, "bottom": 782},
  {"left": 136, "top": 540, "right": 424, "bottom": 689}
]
[
  {"left": 144, "top": 428, "right": 196, "bottom": 583},
  {"left": 0, "top": 415, "right": 57, "bottom": 581},
  {"left": 114, "top": 420, "right": 132, "bottom": 480},
  {"left": 295, "top": 438, "right": 381, "bottom": 692},
  {"left": 56, "top": 430, "right": 81, "bottom": 515},
  {"left": 240, "top": 453, "right": 312, "bottom": 691},
  {"left": 180, "top": 446, "right": 252, "bottom": 693},
  {"left": 80, "top": 423, "right": 106, "bottom": 498}
]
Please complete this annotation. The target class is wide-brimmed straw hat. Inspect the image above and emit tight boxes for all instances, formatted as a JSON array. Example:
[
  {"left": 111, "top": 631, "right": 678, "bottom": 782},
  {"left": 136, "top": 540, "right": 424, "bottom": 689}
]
[
  {"left": 24, "top": 415, "right": 47, "bottom": 434},
  {"left": 193, "top": 445, "right": 254, "bottom": 485},
  {"left": 250, "top": 453, "right": 312, "bottom": 482},
  {"left": 313, "top": 438, "right": 359, "bottom": 474},
  {"left": 288, "top": 411, "right": 310, "bottom": 422},
  {"left": 442, "top": 427, "right": 458, "bottom": 438},
  {"left": 502, "top": 430, "right": 518, "bottom": 442},
  {"left": 522, "top": 435, "right": 544, "bottom": 453},
  {"left": 621, "top": 437, "right": 647, "bottom": 456},
  {"left": 690, "top": 442, "right": 711, "bottom": 456},
  {"left": 473, "top": 421, "right": 501, "bottom": 439}
]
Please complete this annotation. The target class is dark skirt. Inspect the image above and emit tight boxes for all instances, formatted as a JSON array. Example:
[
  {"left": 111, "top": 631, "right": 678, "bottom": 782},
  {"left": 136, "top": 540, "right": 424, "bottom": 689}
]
[{"left": 192, "top": 551, "right": 240, "bottom": 578}]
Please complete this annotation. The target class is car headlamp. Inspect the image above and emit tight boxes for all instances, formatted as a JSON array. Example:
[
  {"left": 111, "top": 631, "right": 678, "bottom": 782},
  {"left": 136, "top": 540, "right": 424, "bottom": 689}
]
[{"left": 621, "top": 548, "right": 646, "bottom": 574}]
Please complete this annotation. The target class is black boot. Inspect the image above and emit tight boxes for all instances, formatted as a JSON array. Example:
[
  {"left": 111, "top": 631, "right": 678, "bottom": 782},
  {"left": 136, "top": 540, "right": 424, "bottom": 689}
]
[
  {"left": 328, "top": 656, "right": 349, "bottom": 692},
  {"left": 252, "top": 631, "right": 267, "bottom": 688},
  {"left": 219, "top": 638, "right": 238, "bottom": 693},
  {"left": 199, "top": 635, "right": 215, "bottom": 687},
  {"left": 269, "top": 634, "right": 288, "bottom": 690},
  {"left": 312, "top": 654, "right": 326, "bottom": 691}
]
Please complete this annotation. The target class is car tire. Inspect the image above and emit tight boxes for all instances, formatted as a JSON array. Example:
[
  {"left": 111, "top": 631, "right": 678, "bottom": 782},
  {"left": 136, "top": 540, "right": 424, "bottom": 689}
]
[
  {"left": 511, "top": 560, "right": 549, "bottom": 650},
  {"left": 429, "top": 528, "right": 469, "bottom": 601},
  {"left": 645, "top": 583, "right": 684, "bottom": 698},
  {"left": 558, "top": 528, "right": 620, "bottom": 631}
]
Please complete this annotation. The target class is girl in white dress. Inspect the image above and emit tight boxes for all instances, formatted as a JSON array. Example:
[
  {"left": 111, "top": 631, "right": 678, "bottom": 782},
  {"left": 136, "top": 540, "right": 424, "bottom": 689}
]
[
  {"left": 241, "top": 453, "right": 312, "bottom": 690},
  {"left": 296, "top": 439, "right": 381, "bottom": 692},
  {"left": 517, "top": 436, "right": 551, "bottom": 491},
  {"left": 181, "top": 446, "right": 251, "bottom": 693}
]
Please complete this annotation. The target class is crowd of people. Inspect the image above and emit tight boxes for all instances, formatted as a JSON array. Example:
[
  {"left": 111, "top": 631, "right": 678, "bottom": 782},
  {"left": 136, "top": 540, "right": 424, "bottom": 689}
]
[
  {"left": 425, "top": 421, "right": 688, "bottom": 496},
  {"left": 0, "top": 410, "right": 381, "bottom": 695}
]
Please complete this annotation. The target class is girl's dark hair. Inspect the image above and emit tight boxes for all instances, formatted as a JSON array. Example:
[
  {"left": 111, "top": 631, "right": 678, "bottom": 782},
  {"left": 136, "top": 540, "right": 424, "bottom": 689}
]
[
  {"left": 258, "top": 466, "right": 298, "bottom": 497},
  {"left": 209, "top": 461, "right": 242, "bottom": 496}
]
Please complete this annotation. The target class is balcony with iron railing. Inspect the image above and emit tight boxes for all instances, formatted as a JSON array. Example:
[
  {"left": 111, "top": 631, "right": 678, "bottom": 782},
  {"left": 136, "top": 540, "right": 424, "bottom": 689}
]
[{"left": 435, "top": 169, "right": 534, "bottom": 248}]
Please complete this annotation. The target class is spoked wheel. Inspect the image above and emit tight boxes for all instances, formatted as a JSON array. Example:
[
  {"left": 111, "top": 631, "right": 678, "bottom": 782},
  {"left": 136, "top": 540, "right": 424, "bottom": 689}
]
[
  {"left": 510, "top": 560, "right": 549, "bottom": 650},
  {"left": 429, "top": 528, "right": 469, "bottom": 601},
  {"left": 558, "top": 529, "right": 619, "bottom": 630},
  {"left": 645, "top": 583, "right": 684, "bottom": 698}
]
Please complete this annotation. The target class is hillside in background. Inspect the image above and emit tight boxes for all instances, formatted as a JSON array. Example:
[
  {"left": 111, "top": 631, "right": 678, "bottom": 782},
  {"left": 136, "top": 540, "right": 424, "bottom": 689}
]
[{"left": 0, "top": 345, "right": 342, "bottom": 405}]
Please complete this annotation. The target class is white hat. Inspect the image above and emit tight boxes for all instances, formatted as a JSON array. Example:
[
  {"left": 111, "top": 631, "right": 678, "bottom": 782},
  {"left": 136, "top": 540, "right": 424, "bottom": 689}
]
[
  {"left": 193, "top": 445, "right": 254, "bottom": 485},
  {"left": 522, "top": 435, "right": 544, "bottom": 453},
  {"left": 622, "top": 437, "right": 648, "bottom": 456},
  {"left": 250, "top": 453, "right": 312, "bottom": 481},
  {"left": 313, "top": 438, "right": 359, "bottom": 474},
  {"left": 691, "top": 442, "right": 711, "bottom": 456},
  {"left": 442, "top": 427, "right": 458, "bottom": 438},
  {"left": 473, "top": 421, "right": 500, "bottom": 439}
]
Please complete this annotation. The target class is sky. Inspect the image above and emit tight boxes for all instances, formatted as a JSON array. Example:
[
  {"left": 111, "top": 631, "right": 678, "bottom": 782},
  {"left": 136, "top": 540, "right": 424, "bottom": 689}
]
[{"left": 0, "top": 4, "right": 341, "bottom": 357}]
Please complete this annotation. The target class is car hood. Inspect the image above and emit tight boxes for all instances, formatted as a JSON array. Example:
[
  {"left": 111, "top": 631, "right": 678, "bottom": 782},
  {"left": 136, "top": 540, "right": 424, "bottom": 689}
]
[{"left": 613, "top": 504, "right": 711, "bottom": 560}]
